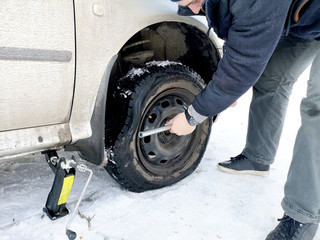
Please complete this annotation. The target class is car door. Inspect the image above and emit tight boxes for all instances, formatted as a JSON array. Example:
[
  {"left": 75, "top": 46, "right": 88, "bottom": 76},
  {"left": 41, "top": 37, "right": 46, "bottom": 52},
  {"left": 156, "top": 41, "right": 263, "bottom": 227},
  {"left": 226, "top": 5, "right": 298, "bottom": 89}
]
[{"left": 0, "top": 0, "right": 75, "bottom": 131}]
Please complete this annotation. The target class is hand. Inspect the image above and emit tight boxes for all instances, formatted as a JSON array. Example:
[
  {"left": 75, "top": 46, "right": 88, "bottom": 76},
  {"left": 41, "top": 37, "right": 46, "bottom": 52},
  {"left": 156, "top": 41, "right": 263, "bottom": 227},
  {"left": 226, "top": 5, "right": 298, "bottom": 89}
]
[
  {"left": 166, "top": 112, "right": 196, "bottom": 136},
  {"left": 229, "top": 101, "right": 237, "bottom": 107}
]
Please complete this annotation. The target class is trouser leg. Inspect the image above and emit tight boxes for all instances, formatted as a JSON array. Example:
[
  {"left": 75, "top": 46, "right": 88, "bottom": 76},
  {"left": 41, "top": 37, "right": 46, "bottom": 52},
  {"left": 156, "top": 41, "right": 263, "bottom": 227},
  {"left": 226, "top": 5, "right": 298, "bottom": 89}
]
[
  {"left": 281, "top": 50, "right": 320, "bottom": 224},
  {"left": 242, "top": 35, "right": 320, "bottom": 165}
]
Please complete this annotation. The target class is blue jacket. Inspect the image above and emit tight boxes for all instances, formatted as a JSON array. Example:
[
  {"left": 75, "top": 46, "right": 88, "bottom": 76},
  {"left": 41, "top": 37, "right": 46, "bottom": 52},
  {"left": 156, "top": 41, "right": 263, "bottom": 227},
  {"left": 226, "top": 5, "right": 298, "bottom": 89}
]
[{"left": 180, "top": 0, "right": 320, "bottom": 119}]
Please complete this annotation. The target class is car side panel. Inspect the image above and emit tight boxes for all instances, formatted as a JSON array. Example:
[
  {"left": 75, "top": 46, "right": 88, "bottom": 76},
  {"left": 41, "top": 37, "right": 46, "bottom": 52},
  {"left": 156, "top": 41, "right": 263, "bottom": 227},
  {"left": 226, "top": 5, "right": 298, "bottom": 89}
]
[
  {"left": 0, "top": 1, "right": 75, "bottom": 131},
  {"left": 0, "top": 1, "right": 75, "bottom": 159}
]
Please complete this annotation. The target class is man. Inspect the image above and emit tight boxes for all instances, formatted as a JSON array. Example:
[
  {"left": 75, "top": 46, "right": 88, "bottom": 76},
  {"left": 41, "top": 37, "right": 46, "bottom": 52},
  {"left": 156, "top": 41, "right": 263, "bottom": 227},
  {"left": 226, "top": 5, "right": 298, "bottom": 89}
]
[{"left": 168, "top": 0, "right": 320, "bottom": 239}]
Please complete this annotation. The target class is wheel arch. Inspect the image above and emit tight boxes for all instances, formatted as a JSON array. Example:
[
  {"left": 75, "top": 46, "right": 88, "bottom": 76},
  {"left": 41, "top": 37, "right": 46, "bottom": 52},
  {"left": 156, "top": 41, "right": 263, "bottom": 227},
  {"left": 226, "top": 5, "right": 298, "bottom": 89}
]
[
  {"left": 110, "top": 21, "right": 221, "bottom": 86},
  {"left": 106, "top": 21, "right": 221, "bottom": 144},
  {"left": 68, "top": 21, "right": 221, "bottom": 166}
]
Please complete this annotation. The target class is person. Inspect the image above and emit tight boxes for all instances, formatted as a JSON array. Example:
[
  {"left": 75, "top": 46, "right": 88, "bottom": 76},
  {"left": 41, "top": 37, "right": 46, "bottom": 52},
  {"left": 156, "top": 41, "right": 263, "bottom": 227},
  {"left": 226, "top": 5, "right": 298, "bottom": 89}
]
[{"left": 168, "top": 0, "right": 320, "bottom": 239}]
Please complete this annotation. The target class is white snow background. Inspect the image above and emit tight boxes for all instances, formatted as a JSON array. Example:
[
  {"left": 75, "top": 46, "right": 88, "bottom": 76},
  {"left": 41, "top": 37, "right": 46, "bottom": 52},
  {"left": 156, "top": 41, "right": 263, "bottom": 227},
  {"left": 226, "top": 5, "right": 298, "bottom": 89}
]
[{"left": 1, "top": 68, "right": 319, "bottom": 240}]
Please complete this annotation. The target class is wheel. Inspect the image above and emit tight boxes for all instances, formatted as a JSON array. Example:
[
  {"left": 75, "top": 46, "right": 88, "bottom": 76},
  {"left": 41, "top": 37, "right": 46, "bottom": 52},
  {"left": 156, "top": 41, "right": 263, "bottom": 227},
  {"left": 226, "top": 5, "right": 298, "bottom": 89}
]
[{"left": 105, "top": 62, "right": 212, "bottom": 192}]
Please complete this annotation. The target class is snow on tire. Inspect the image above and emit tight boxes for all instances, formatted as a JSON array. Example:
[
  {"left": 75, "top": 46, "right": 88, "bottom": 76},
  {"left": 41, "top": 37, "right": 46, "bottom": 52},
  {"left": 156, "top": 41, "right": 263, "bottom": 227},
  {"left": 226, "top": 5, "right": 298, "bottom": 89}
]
[{"left": 105, "top": 62, "right": 212, "bottom": 192}]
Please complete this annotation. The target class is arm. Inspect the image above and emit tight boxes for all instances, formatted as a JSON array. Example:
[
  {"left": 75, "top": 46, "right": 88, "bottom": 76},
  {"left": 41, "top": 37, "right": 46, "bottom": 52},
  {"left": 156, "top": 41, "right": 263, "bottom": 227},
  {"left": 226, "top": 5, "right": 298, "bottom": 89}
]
[
  {"left": 192, "top": 0, "right": 292, "bottom": 120},
  {"left": 170, "top": 0, "right": 292, "bottom": 135}
]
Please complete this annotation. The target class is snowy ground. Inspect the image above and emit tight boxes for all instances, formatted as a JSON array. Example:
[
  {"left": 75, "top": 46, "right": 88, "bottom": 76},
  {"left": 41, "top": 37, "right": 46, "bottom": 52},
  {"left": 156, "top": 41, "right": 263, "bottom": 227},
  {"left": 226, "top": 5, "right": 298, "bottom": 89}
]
[{"left": 1, "top": 69, "right": 319, "bottom": 240}]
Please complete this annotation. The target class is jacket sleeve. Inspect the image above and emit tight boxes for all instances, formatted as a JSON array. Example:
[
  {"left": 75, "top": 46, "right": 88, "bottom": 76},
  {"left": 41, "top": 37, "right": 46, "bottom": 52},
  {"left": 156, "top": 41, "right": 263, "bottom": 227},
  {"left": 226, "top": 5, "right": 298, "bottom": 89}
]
[{"left": 191, "top": 0, "right": 292, "bottom": 120}]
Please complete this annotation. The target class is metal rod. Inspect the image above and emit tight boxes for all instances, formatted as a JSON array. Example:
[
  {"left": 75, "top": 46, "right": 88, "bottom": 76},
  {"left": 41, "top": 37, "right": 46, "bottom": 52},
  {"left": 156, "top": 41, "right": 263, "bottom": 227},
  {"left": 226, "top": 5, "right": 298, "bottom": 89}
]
[
  {"left": 139, "top": 125, "right": 171, "bottom": 138},
  {"left": 66, "top": 164, "right": 93, "bottom": 240}
]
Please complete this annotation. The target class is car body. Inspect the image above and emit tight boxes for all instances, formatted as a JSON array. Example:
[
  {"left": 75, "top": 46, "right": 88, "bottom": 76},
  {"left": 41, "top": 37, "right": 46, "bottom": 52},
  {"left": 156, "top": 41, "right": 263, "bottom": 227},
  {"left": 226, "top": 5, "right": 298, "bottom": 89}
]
[{"left": 0, "top": 0, "right": 222, "bottom": 190}]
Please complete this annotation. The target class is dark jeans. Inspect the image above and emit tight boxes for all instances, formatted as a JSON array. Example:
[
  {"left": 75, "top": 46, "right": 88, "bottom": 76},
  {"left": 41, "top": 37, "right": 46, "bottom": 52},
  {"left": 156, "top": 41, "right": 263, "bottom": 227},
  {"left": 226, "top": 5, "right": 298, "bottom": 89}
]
[{"left": 242, "top": 34, "right": 320, "bottom": 223}]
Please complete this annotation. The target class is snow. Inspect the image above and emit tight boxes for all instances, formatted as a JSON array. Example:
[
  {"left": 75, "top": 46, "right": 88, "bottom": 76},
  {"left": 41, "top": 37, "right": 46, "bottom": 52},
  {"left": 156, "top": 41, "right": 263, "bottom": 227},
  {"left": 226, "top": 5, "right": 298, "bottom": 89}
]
[
  {"left": 123, "top": 68, "right": 149, "bottom": 79},
  {"left": 146, "top": 60, "right": 182, "bottom": 68},
  {"left": 1, "top": 68, "right": 319, "bottom": 240},
  {"left": 123, "top": 60, "right": 181, "bottom": 80}
]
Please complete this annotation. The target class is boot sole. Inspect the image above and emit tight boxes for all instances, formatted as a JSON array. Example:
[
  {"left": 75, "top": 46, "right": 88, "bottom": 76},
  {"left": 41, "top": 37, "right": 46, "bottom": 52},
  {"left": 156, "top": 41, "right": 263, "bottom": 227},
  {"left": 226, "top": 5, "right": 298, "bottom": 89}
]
[{"left": 217, "top": 164, "right": 270, "bottom": 176}]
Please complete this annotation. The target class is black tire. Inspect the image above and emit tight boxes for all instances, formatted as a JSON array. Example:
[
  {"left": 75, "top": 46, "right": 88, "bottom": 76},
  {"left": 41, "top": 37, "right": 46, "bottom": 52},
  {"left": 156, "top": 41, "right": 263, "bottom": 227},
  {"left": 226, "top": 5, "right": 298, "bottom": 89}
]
[{"left": 105, "top": 62, "right": 212, "bottom": 192}]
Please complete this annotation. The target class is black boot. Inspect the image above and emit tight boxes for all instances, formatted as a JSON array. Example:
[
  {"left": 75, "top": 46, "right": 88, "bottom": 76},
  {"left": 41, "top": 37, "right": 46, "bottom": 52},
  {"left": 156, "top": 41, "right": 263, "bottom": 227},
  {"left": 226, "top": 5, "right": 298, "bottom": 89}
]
[
  {"left": 266, "top": 214, "right": 318, "bottom": 240},
  {"left": 217, "top": 154, "right": 270, "bottom": 176}
]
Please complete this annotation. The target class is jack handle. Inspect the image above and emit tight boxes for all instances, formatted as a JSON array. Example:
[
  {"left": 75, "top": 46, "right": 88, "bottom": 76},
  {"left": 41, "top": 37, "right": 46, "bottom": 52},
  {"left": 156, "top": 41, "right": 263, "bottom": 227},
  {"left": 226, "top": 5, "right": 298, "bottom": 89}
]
[{"left": 65, "top": 164, "right": 93, "bottom": 240}]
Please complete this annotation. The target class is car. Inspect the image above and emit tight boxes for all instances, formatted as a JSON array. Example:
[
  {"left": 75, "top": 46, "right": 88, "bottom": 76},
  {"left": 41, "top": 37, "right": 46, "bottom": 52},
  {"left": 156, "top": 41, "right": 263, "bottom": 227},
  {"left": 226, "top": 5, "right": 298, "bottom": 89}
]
[{"left": 0, "top": 0, "right": 222, "bottom": 192}]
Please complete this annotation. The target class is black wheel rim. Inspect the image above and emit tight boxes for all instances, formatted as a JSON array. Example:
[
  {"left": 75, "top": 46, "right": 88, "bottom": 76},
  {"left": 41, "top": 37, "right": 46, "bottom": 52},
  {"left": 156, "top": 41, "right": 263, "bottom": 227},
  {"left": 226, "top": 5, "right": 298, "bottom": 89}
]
[{"left": 137, "top": 88, "right": 200, "bottom": 176}]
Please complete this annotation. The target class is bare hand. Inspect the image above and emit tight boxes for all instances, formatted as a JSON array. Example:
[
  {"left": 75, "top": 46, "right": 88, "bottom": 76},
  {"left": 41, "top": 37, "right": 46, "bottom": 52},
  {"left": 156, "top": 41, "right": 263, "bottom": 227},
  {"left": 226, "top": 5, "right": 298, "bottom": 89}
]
[
  {"left": 229, "top": 101, "right": 237, "bottom": 107},
  {"left": 166, "top": 112, "right": 196, "bottom": 136}
]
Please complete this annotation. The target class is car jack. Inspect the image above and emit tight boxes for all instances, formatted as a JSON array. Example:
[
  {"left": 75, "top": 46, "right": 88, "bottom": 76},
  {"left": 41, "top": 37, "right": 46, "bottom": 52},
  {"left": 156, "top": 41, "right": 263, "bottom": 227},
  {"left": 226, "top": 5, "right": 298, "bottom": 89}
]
[{"left": 43, "top": 151, "right": 93, "bottom": 240}]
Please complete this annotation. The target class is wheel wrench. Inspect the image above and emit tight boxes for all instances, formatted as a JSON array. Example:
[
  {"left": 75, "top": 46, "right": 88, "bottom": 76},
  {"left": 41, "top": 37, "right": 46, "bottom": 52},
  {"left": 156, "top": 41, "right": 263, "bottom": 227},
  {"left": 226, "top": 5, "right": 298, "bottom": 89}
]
[{"left": 138, "top": 125, "right": 171, "bottom": 138}]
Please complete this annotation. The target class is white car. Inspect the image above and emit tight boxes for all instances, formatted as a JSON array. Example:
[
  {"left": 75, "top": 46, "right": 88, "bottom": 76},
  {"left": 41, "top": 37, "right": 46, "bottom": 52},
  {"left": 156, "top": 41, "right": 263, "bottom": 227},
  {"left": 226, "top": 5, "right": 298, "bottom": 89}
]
[{"left": 0, "top": 0, "right": 222, "bottom": 192}]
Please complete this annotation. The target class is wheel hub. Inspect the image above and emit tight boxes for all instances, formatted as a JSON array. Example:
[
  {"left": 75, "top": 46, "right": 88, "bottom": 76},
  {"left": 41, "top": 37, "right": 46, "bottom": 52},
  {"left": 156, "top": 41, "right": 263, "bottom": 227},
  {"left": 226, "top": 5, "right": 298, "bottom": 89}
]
[
  {"left": 158, "top": 130, "right": 176, "bottom": 144},
  {"left": 137, "top": 89, "right": 195, "bottom": 175}
]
